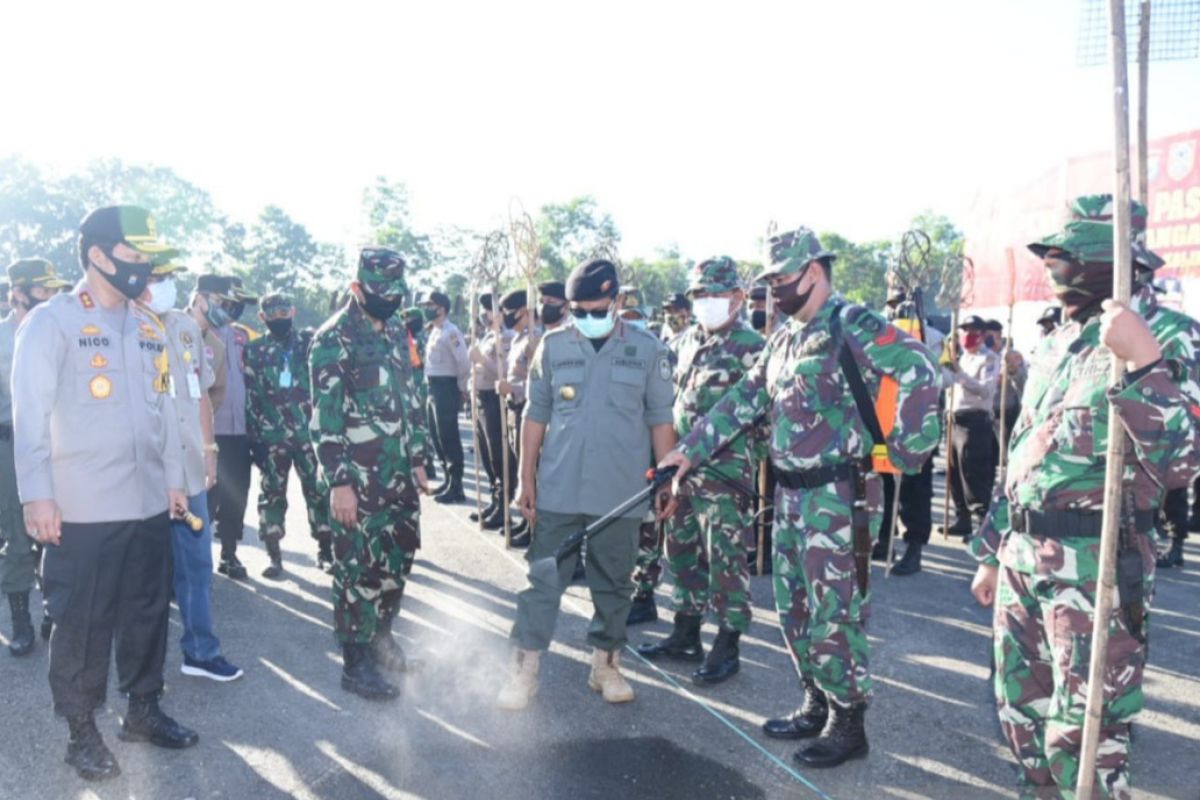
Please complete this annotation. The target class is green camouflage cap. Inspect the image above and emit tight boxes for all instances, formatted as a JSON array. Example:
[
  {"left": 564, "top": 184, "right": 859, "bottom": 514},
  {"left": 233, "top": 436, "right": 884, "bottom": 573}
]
[
  {"left": 687, "top": 256, "right": 742, "bottom": 296},
  {"left": 357, "top": 247, "right": 407, "bottom": 295},
  {"left": 756, "top": 226, "right": 835, "bottom": 282},
  {"left": 617, "top": 284, "right": 646, "bottom": 318},
  {"left": 7, "top": 258, "right": 71, "bottom": 289},
  {"left": 260, "top": 292, "right": 292, "bottom": 313},
  {"left": 1029, "top": 193, "right": 1164, "bottom": 269}
]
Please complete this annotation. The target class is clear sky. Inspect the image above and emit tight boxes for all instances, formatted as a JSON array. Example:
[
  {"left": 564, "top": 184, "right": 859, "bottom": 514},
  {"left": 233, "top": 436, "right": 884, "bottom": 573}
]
[{"left": 2, "top": 0, "right": 1198, "bottom": 263}]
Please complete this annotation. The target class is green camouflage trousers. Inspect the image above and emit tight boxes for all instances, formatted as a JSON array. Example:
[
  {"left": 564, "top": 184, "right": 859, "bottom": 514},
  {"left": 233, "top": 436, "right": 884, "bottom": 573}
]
[
  {"left": 258, "top": 441, "right": 331, "bottom": 546},
  {"left": 632, "top": 515, "right": 663, "bottom": 597},
  {"left": 331, "top": 503, "right": 418, "bottom": 645},
  {"left": 994, "top": 559, "right": 1152, "bottom": 800},
  {"left": 773, "top": 477, "right": 881, "bottom": 706},
  {"left": 665, "top": 489, "right": 753, "bottom": 632}
]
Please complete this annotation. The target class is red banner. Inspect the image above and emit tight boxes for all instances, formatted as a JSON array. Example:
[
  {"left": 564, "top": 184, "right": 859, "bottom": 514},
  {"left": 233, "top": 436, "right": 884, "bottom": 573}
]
[{"left": 962, "top": 128, "right": 1200, "bottom": 309}]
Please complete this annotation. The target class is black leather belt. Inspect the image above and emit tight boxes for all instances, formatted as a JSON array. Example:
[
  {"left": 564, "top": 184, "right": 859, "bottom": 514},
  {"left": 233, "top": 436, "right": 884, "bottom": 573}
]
[
  {"left": 1011, "top": 507, "right": 1156, "bottom": 539},
  {"left": 775, "top": 461, "right": 866, "bottom": 491}
]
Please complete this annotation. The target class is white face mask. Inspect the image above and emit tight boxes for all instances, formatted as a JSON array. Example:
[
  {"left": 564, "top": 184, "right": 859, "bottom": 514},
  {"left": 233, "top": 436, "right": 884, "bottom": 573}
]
[
  {"left": 692, "top": 296, "right": 734, "bottom": 331},
  {"left": 146, "top": 280, "right": 178, "bottom": 315}
]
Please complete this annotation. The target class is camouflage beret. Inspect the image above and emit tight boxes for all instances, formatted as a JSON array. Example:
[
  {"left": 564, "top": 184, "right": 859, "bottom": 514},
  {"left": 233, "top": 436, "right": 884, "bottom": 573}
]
[
  {"left": 357, "top": 247, "right": 407, "bottom": 295},
  {"left": 687, "top": 256, "right": 742, "bottom": 296},
  {"left": 756, "top": 226, "right": 835, "bottom": 282}
]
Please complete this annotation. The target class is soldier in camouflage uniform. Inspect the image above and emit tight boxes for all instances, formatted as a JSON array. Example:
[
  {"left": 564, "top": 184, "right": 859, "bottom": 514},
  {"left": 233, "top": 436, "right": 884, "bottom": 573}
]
[
  {"left": 637, "top": 257, "right": 764, "bottom": 686},
  {"left": 310, "top": 248, "right": 429, "bottom": 702},
  {"left": 659, "top": 227, "right": 940, "bottom": 768},
  {"left": 969, "top": 195, "right": 1200, "bottom": 800},
  {"left": 244, "top": 293, "right": 331, "bottom": 579}
]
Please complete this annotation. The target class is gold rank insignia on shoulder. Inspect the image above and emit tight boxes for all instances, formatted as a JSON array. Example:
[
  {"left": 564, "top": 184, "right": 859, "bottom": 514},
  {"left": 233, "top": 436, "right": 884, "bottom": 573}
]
[
  {"left": 560, "top": 385, "right": 576, "bottom": 401},
  {"left": 79, "top": 292, "right": 95, "bottom": 310},
  {"left": 89, "top": 374, "right": 112, "bottom": 399},
  {"left": 139, "top": 323, "right": 161, "bottom": 341},
  {"left": 90, "top": 353, "right": 108, "bottom": 369}
]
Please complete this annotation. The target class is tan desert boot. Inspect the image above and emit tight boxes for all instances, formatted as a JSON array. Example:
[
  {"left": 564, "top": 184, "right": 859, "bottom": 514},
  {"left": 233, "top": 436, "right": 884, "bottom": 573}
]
[
  {"left": 497, "top": 649, "right": 540, "bottom": 711},
  {"left": 588, "top": 648, "right": 635, "bottom": 703}
]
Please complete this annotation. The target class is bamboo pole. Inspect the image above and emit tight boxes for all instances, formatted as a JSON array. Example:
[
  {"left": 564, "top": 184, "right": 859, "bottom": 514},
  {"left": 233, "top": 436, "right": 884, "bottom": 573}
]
[
  {"left": 755, "top": 288, "right": 775, "bottom": 577},
  {"left": 468, "top": 289, "right": 485, "bottom": 527},
  {"left": 942, "top": 309, "right": 958, "bottom": 540},
  {"left": 1134, "top": 0, "right": 1150, "bottom": 204},
  {"left": 1076, "top": 0, "right": 1134, "bottom": 793},
  {"left": 998, "top": 249, "right": 1017, "bottom": 476}
]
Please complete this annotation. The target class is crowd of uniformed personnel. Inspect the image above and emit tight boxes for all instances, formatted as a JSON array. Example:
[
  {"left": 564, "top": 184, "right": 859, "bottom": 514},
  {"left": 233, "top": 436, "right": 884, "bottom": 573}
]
[{"left": 0, "top": 195, "right": 1196, "bottom": 799}]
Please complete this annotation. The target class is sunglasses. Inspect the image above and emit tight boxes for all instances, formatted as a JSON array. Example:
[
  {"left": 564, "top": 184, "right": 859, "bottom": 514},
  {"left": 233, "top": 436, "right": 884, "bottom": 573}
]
[{"left": 570, "top": 305, "right": 612, "bottom": 320}]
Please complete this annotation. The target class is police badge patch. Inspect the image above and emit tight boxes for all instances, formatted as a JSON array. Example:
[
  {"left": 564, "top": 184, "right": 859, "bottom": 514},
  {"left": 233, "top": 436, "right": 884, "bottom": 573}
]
[{"left": 658, "top": 355, "right": 671, "bottom": 380}]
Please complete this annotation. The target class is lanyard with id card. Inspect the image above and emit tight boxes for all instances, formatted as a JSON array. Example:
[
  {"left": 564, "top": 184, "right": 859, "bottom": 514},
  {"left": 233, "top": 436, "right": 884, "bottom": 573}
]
[{"left": 280, "top": 348, "right": 294, "bottom": 389}]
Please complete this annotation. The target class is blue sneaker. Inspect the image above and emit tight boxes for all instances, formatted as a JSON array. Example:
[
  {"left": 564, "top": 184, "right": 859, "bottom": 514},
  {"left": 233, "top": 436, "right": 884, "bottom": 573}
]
[{"left": 181, "top": 655, "right": 244, "bottom": 682}]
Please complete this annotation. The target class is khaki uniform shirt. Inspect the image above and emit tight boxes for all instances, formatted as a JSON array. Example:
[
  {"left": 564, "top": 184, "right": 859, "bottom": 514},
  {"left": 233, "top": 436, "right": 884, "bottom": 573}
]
[
  {"left": 13, "top": 283, "right": 184, "bottom": 523},
  {"left": 204, "top": 328, "right": 227, "bottom": 412},
  {"left": 424, "top": 320, "right": 470, "bottom": 391},
  {"left": 212, "top": 323, "right": 248, "bottom": 436},
  {"left": 506, "top": 326, "right": 542, "bottom": 404},
  {"left": 525, "top": 320, "right": 674, "bottom": 518},
  {"left": 163, "top": 310, "right": 216, "bottom": 497}
]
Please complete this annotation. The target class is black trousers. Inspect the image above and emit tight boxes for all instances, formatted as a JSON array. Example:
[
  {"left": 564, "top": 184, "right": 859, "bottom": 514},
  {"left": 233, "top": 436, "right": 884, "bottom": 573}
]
[
  {"left": 877, "top": 456, "right": 934, "bottom": 548},
  {"left": 948, "top": 410, "right": 996, "bottom": 525},
  {"left": 476, "top": 390, "right": 515, "bottom": 500},
  {"left": 428, "top": 377, "right": 464, "bottom": 481},
  {"left": 1160, "top": 487, "right": 1189, "bottom": 543},
  {"left": 42, "top": 514, "right": 172, "bottom": 718},
  {"left": 209, "top": 434, "right": 251, "bottom": 555}
]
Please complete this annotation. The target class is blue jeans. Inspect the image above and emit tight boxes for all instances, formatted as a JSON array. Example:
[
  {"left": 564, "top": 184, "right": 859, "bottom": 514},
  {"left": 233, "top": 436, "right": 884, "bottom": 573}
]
[{"left": 172, "top": 493, "right": 222, "bottom": 662}]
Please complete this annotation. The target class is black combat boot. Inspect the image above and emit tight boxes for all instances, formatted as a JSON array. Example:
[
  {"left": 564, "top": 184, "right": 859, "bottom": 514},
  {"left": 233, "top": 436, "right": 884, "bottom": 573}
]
[
  {"left": 217, "top": 550, "right": 247, "bottom": 580},
  {"left": 262, "top": 538, "right": 284, "bottom": 580},
  {"left": 481, "top": 500, "right": 507, "bottom": 531},
  {"left": 317, "top": 537, "right": 335, "bottom": 574},
  {"left": 341, "top": 643, "right": 400, "bottom": 700},
  {"left": 7, "top": 591, "right": 35, "bottom": 657},
  {"left": 371, "top": 597, "right": 419, "bottom": 674},
  {"left": 425, "top": 459, "right": 438, "bottom": 484},
  {"left": 626, "top": 592, "right": 658, "bottom": 626},
  {"left": 693, "top": 628, "right": 740, "bottom": 685},
  {"left": 434, "top": 475, "right": 466, "bottom": 504},
  {"left": 763, "top": 677, "right": 829, "bottom": 740},
  {"left": 65, "top": 713, "right": 120, "bottom": 781},
  {"left": 470, "top": 491, "right": 500, "bottom": 524},
  {"left": 119, "top": 694, "right": 199, "bottom": 749},
  {"left": 792, "top": 699, "right": 869, "bottom": 768},
  {"left": 40, "top": 607, "right": 53, "bottom": 641},
  {"left": 637, "top": 613, "right": 703, "bottom": 661},
  {"left": 508, "top": 518, "right": 531, "bottom": 549},
  {"left": 1156, "top": 537, "right": 1185, "bottom": 568},
  {"left": 891, "top": 542, "right": 923, "bottom": 576}
]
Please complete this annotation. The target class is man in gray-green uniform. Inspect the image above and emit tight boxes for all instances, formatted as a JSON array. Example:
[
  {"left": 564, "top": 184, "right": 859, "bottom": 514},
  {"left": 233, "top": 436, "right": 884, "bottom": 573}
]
[
  {"left": 14, "top": 206, "right": 198, "bottom": 781},
  {"left": 1, "top": 258, "right": 69, "bottom": 657},
  {"left": 497, "top": 258, "right": 676, "bottom": 711}
]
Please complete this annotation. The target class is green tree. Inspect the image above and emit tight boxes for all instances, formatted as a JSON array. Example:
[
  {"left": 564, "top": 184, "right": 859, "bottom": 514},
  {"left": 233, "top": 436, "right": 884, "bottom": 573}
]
[
  {"left": 536, "top": 196, "right": 621, "bottom": 281},
  {"left": 0, "top": 156, "right": 85, "bottom": 275},
  {"left": 362, "top": 177, "right": 434, "bottom": 277}
]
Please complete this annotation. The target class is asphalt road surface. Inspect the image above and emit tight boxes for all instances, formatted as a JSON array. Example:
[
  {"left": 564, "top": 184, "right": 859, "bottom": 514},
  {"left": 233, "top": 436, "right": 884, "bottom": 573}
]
[{"left": 1, "top": 439, "right": 1197, "bottom": 799}]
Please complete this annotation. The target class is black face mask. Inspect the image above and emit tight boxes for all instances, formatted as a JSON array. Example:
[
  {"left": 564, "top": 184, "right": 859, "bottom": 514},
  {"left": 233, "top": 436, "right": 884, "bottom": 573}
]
[
  {"left": 223, "top": 300, "right": 246, "bottom": 321},
  {"left": 541, "top": 303, "right": 564, "bottom": 325},
  {"left": 361, "top": 290, "right": 403, "bottom": 322},
  {"left": 770, "top": 268, "right": 815, "bottom": 317},
  {"left": 406, "top": 318, "right": 422, "bottom": 335},
  {"left": 93, "top": 249, "right": 152, "bottom": 301},
  {"left": 423, "top": 307, "right": 440, "bottom": 321},
  {"left": 266, "top": 318, "right": 293, "bottom": 339},
  {"left": 751, "top": 309, "right": 767, "bottom": 331},
  {"left": 503, "top": 311, "right": 520, "bottom": 330}
]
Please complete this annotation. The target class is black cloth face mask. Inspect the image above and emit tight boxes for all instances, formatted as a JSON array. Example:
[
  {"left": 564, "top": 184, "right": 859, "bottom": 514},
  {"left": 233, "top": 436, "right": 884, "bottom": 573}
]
[
  {"left": 266, "top": 318, "right": 293, "bottom": 339},
  {"left": 94, "top": 249, "right": 152, "bottom": 301},
  {"left": 769, "top": 267, "right": 814, "bottom": 317},
  {"left": 361, "top": 290, "right": 403, "bottom": 321},
  {"left": 406, "top": 318, "right": 422, "bottom": 335},
  {"left": 503, "top": 311, "right": 521, "bottom": 330},
  {"left": 540, "top": 303, "right": 564, "bottom": 325},
  {"left": 751, "top": 309, "right": 766, "bottom": 331}
]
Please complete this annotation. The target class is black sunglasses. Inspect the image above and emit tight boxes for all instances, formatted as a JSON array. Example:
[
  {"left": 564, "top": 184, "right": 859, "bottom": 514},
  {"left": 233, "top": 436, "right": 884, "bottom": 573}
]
[{"left": 570, "top": 305, "right": 611, "bottom": 320}]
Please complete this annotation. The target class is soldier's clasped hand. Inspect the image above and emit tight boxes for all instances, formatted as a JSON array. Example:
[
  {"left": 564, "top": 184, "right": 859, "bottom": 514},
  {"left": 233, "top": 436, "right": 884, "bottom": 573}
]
[{"left": 1100, "top": 300, "right": 1162, "bottom": 371}]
